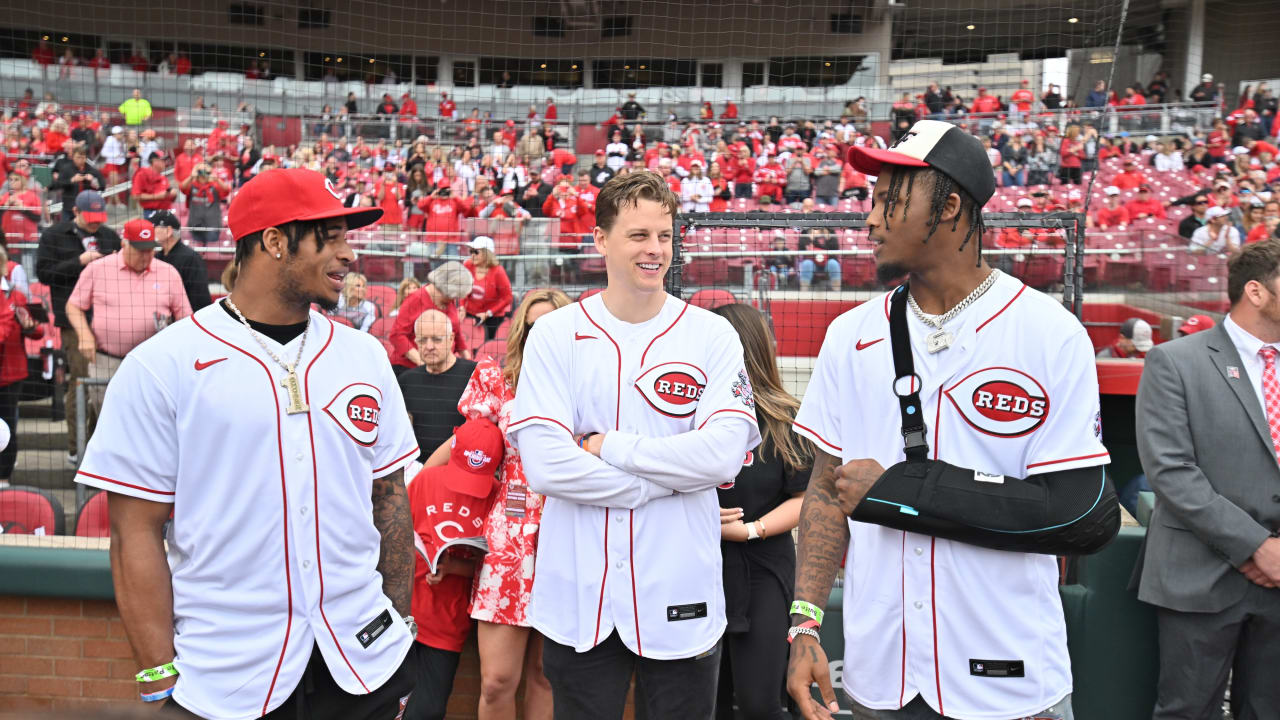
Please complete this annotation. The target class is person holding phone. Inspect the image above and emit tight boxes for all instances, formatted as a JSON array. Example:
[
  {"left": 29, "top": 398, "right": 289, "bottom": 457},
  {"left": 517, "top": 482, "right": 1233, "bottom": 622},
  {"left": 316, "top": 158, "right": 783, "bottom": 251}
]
[{"left": 179, "top": 161, "right": 232, "bottom": 245}]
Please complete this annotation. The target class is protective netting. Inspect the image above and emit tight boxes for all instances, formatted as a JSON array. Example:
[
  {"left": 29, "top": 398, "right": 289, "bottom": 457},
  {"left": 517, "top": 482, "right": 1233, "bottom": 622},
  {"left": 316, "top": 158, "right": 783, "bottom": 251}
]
[{"left": 0, "top": 0, "right": 1272, "bottom": 582}]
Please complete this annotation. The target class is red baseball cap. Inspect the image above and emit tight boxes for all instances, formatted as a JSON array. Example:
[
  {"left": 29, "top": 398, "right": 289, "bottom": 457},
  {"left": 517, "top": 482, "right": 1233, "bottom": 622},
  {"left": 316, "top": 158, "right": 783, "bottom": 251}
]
[
  {"left": 227, "top": 168, "right": 382, "bottom": 241},
  {"left": 441, "top": 418, "right": 504, "bottom": 497},
  {"left": 123, "top": 218, "right": 159, "bottom": 249},
  {"left": 1178, "top": 314, "right": 1215, "bottom": 336}
]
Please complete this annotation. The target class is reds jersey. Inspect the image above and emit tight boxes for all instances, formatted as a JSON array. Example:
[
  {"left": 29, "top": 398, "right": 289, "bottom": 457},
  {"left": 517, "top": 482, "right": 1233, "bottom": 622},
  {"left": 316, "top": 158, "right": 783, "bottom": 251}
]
[
  {"left": 76, "top": 303, "right": 419, "bottom": 720},
  {"left": 793, "top": 273, "right": 1108, "bottom": 720},
  {"left": 509, "top": 293, "right": 761, "bottom": 659}
]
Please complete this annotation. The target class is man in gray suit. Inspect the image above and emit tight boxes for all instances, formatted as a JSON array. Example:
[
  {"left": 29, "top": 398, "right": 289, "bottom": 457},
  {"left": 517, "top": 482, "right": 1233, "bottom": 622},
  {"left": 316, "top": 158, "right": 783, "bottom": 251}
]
[{"left": 1136, "top": 240, "right": 1280, "bottom": 720}]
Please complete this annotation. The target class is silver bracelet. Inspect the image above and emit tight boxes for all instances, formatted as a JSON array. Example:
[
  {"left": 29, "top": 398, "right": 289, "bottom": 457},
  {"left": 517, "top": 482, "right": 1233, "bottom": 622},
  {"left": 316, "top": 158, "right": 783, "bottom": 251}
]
[{"left": 788, "top": 625, "right": 821, "bottom": 643}]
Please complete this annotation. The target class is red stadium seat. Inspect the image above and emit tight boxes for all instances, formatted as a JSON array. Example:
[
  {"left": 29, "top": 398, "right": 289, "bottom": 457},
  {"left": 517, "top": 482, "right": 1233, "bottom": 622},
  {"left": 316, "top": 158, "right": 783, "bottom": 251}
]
[
  {"left": 477, "top": 339, "right": 507, "bottom": 364},
  {"left": 688, "top": 288, "right": 737, "bottom": 310},
  {"left": 460, "top": 316, "right": 485, "bottom": 350},
  {"left": 0, "top": 486, "right": 65, "bottom": 535},
  {"left": 74, "top": 490, "right": 110, "bottom": 537},
  {"left": 369, "top": 317, "right": 393, "bottom": 340},
  {"left": 366, "top": 284, "right": 397, "bottom": 318},
  {"left": 331, "top": 316, "right": 354, "bottom": 328}
]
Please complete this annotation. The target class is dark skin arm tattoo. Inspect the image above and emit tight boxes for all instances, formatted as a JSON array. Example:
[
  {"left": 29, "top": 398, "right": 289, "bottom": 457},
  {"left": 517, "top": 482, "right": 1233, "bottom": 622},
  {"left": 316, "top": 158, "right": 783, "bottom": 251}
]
[
  {"left": 793, "top": 449, "right": 850, "bottom": 626},
  {"left": 372, "top": 468, "right": 413, "bottom": 617}
]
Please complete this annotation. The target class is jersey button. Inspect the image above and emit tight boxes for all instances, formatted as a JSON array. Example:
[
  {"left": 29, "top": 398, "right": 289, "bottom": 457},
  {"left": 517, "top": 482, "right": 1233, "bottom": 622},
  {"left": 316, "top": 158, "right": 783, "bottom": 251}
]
[
  {"left": 302, "top": 559, "right": 311, "bottom": 570},
  {"left": 615, "top": 515, "right": 624, "bottom": 523},
  {"left": 615, "top": 561, "right": 624, "bottom": 569},
  {"left": 913, "top": 600, "right": 923, "bottom": 610},
  {"left": 295, "top": 453, "right": 305, "bottom": 462},
  {"left": 914, "top": 547, "right": 924, "bottom": 556},
  {"left": 300, "top": 506, "right": 309, "bottom": 516}
]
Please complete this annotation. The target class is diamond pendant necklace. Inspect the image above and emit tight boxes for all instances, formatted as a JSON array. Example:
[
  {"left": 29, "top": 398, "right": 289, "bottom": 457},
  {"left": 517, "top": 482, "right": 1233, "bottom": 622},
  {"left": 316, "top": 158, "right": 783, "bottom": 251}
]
[
  {"left": 907, "top": 269, "right": 1001, "bottom": 353},
  {"left": 225, "top": 298, "right": 312, "bottom": 414}
]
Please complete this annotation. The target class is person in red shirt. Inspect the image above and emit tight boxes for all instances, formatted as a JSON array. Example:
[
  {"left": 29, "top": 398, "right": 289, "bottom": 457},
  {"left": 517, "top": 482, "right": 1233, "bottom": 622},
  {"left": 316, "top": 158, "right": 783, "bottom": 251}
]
[
  {"left": 403, "top": 417, "right": 502, "bottom": 720},
  {"left": 438, "top": 92, "right": 457, "bottom": 120},
  {"left": 1010, "top": 79, "right": 1035, "bottom": 117},
  {"left": 542, "top": 180, "right": 581, "bottom": 248},
  {"left": 461, "top": 236, "right": 513, "bottom": 340},
  {"left": 1208, "top": 181, "right": 1239, "bottom": 209},
  {"left": 87, "top": 48, "right": 110, "bottom": 70},
  {"left": 971, "top": 87, "right": 1001, "bottom": 115},
  {"left": 1125, "top": 185, "right": 1167, "bottom": 220},
  {"left": 127, "top": 51, "right": 149, "bottom": 72},
  {"left": 544, "top": 98, "right": 557, "bottom": 122},
  {"left": 0, "top": 173, "right": 42, "bottom": 246},
  {"left": 728, "top": 145, "right": 756, "bottom": 199},
  {"left": 131, "top": 151, "right": 177, "bottom": 218},
  {"left": 753, "top": 159, "right": 783, "bottom": 203},
  {"left": 400, "top": 93, "right": 419, "bottom": 120},
  {"left": 573, "top": 171, "right": 598, "bottom": 231},
  {"left": 376, "top": 169, "right": 405, "bottom": 231},
  {"left": 1112, "top": 159, "right": 1147, "bottom": 190},
  {"left": 1245, "top": 137, "right": 1280, "bottom": 158},
  {"left": 1246, "top": 205, "right": 1279, "bottom": 244},
  {"left": 31, "top": 40, "right": 55, "bottom": 66},
  {"left": 1094, "top": 187, "right": 1130, "bottom": 229},
  {"left": 389, "top": 261, "right": 472, "bottom": 373},
  {"left": 173, "top": 140, "right": 202, "bottom": 185},
  {"left": 721, "top": 100, "right": 739, "bottom": 120},
  {"left": 418, "top": 184, "right": 473, "bottom": 256},
  {"left": 1120, "top": 86, "right": 1146, "bottom": 106}
]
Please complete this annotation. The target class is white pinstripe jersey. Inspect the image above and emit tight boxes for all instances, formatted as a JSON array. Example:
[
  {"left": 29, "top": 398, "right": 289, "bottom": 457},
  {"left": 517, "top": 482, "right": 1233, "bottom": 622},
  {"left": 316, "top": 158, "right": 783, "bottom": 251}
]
[{"left": 793, "top": 273, "right": 1109, "bottom": 720}]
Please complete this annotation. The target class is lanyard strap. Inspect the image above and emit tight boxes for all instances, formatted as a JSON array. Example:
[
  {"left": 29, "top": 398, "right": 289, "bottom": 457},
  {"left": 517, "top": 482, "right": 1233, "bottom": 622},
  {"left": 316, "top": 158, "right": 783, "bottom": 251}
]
[{"left": 889, "top": 285, "right": 930, "bottom": 462}]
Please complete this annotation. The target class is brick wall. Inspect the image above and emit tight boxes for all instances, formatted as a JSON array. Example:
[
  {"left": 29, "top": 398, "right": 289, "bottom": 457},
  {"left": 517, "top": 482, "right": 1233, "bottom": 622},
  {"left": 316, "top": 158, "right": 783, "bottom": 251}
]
[{"left": 0, "top": 594, "right": 633, "bottom": 718}]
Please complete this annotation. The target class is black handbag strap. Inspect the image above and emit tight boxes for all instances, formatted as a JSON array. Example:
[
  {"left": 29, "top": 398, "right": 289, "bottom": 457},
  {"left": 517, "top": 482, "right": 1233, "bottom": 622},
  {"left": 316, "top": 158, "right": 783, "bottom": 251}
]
[{"left": 889, "top": 284, "right": 929, "bottom": 462}]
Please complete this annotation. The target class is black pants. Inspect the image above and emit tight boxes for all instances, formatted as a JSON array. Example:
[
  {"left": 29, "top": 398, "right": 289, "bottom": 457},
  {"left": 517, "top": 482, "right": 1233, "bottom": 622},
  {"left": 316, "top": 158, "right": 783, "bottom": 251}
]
[
  {"left": 735, "top": 183, "right": 755, "bottom": 199},
  {"left": 0, "top": 382, "right": 19, "bottom": 481},
  {"left": 543, "top": 631, "right": 722, "bottom": 720},
  {"left": 1153, "top": 584, "right": 1280, "bottom": 720},
  {"left": 1059, "top": 166, "right": 1082, "bottom": 185},
  {"left": 468, "top": 312, "right": 507, "bottom": 343},
  {"left": 716, "top": 571, "right": 792, "bottom": 720},
  {"left": 163, "top": 643, "right": 416, "bottom": 720},
  {"left": 402, "top": 642, "right": 460, "bottom": 720}
]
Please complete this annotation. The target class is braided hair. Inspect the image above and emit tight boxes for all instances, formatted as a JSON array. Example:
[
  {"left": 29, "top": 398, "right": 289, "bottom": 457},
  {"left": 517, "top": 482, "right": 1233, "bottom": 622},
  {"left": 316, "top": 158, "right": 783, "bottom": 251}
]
[{"left": 879, "top": 166, "right": 985, "bottom": 262}]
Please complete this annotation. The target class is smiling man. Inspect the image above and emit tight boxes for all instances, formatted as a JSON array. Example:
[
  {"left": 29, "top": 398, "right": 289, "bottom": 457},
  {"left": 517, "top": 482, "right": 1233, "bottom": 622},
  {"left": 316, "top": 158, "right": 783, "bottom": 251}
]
[
  {"left": 76, "top": 169, "right": 422, "bottom": 719},
  {"left": 785, "top": 120, "right": 1114, "bottom": 720},
  {"left": 508, "top": 171, "right": 761, "bottom": 719}
]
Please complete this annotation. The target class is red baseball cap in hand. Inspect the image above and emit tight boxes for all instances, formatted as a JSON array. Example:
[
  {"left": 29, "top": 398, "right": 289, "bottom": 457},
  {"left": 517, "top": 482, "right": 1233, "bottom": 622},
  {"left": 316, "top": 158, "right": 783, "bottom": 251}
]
[
  {"left": 441, "top": 418, "right": 505, "bottom": 497},
  {"left": 227, "top": 168, "right": 382, "bottom": 241}
]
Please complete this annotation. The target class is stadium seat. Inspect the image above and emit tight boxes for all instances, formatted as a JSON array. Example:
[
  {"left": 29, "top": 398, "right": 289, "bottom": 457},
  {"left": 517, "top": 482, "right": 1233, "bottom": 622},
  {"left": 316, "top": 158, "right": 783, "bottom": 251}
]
[
  {"left": 460, "top": 316, "right": 485, "bottom": 350},
  {"left": 477, "top": 339, "right": 507, "bottom": 364},
  {"left": 366, "top": 284, "right": 397, "bottom": 318},
  {"left": 331, "top": 316, "right": 354, "bottom": 328},
  {"left": 369, "top": 317, "right": 393, "bottom": 340},
  {"left": 688, "top": 288, "right": 737, "bottom": 310},
  {"left": 0, "top": 486, "right": 65, "bottom": 536},
  {"left": 74, "top": 490, "right": 110, "bottom": 538}
]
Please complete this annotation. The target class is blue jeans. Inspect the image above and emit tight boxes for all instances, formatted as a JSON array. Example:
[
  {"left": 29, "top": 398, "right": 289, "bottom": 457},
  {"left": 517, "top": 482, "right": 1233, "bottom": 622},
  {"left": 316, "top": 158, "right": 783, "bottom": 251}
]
[
  {"left": 799, "top": 258, "right": 841, "bottom": 287},
  {"left": 1003, "top": 169, "right": 1025, "bottom": 187},
  {"left": 1118, "top": 473, "right": 1152, "bottom": 517}
]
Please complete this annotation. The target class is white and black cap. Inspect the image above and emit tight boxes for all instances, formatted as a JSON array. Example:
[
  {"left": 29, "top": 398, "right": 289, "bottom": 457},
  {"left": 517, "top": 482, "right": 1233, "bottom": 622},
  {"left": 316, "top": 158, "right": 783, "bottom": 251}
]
[{"left": 847, "top": 119, "right": 995, "bottom": 206}]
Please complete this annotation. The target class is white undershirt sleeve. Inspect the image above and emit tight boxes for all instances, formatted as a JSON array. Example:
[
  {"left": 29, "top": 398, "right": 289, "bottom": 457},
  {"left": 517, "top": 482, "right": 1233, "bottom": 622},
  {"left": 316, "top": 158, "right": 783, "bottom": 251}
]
[{"left": 599, "top": 416, "right": 755, "bottom": 492}]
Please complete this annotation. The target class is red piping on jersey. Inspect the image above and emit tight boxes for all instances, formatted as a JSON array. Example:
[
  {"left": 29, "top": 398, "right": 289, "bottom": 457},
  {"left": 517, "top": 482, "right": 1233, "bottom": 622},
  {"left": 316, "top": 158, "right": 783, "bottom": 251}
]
[
  {"left": 374, "top": 447, "right": 421, "bottom": 475},
  {"left": 192, "top": 313, "right": 294, "bottom": 715},
  {"left": 899, "top": 533, "right": 906, "bottom": 709},
  {"left": 639, "top": 301, "right": 688, "bottom": 367},
  {"left": 930, "top": 537, "right": 944, "bottom": 716},
  {"left": 883, "top": 291, "right": 892, "bottom": 320},
  {"left": 794, "top": 421, "right": 841, "bottom": 454},
  {"left": 508, "top": 415, "right": 573, "bottom": 435},
  {"left": 579, "top": 302, "right": 622, "bottom": 431},
  {"left": 932, "top": 393, "right": 942, "bottom": 461},
  {"left": 76, "top": 470, "right": 176, "bottom": 496},
  {"left": 301, "top": 320, "right": 371, "bottom": 693},
  {"left": 697, "top": 407, "right": 758, "bottom": 430},
  {"left": 629, "top": 509, "right": 642, "bottom": 657},
  {"left": 594, "top": 511, "right": 610, "bottom": 646},
  {"left": 1026, "top": 451, "right": 1110, "bottom": 470},
  {"left": 974, "top": 283, "right": 1026, "bottom": 334}
]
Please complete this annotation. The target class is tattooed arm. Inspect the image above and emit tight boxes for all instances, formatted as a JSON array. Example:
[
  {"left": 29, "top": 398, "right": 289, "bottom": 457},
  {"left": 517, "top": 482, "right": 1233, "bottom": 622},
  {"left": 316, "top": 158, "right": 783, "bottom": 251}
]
[
  {"left": 372, "top": 468, "right": 414, "bottom": 617},
  {"left": 787, "top": 449, "right": 850, "bottom": 720}
]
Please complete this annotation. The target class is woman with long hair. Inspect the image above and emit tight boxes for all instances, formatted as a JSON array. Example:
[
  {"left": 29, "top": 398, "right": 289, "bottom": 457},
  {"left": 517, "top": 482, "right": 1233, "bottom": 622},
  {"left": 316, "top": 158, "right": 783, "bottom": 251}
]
[
  {"left": 406, "top": 167, "right": 432, "bottom": 233},
  {"left": 431, "top": 288, "right": 571, "bottom": 720},
  {"left": 391, "top": 277, "right": 422, "bottom": 317},
  {"left": 711, "top": 303, "right": 811, "bottom": 720},
  {"left": 1058, "top": 125, "right": 1085, "bottom": 185},
  {"left": 462, "top": 237, "right": 513, "bottom": 343}
]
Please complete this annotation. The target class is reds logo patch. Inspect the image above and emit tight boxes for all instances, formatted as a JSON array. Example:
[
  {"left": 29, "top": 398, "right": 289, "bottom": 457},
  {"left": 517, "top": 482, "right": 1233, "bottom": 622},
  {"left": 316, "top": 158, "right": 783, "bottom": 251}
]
[
  {"left": 732, "top": 370, "right": 755, "bottom": 410},
  {"left": 323, "top": 383, "right": 383, "bottom": 446},
  {"left": 943, "top": 367, "right": 1049, "bottom": 438},
  {"left": 634, "top": 362, "right": 707, "bottom": 418}
]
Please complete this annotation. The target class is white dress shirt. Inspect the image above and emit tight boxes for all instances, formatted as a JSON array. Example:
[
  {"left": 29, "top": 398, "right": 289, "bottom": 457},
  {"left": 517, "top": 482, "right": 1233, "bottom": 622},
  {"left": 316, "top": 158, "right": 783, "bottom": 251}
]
[{"left": 1222, "top": 314, "right": 1276, "bottom": 418}]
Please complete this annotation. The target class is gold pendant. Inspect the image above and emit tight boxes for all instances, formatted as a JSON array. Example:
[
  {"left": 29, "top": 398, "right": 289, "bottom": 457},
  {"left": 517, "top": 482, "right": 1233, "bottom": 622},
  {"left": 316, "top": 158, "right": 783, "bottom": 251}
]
[
  {"left": 281, "top": 371, "right": 309, "bottom": 415},
  {"left": 926, "top": 329, "right": 953, "bottom": 354}
]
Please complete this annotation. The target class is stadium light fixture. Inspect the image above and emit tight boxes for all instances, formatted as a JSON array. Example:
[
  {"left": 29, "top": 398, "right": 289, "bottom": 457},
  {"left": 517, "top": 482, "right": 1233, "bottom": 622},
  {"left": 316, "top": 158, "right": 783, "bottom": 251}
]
[
  {"left": 259, "top": 52, "right": 265, "bottom": 57},
  {"left": 571, "top": 64, "right": 578, "bottom": 69},
  {"left": 62, "top": 36, "right": 69, "bottom": 42},
  {"left": 42, "top": 35, "right": 49, "bottom": 41},
  {"left": 966, "top": 24, "right": 976, "bottom": 30},
  {"left": 336, "top": 57, "right": 343, "bottom": 63},
  {"left": 369, "top": 58, "right": 375, "bottom": 63},
  {"left": 540, "top": 63, "right": 547, "bottom": 69},
  {"left": 1068, "top": 17, "right": 1079, "bottom": 23},
  {"left": 324, "top": 56, "right": 331, "bottom": 62},
  {"left": 624, "top": 64, "right": 631, "bottom": 69},
  {"left": 640, "top": 64, "right": 647, "bottom": 69}
]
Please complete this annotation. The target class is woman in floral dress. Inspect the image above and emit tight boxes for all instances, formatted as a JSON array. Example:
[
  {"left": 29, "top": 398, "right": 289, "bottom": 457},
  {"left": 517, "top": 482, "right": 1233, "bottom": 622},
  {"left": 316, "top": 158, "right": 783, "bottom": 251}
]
[{"left": 457, "top": 287, "right": 570, "bottom": 720}]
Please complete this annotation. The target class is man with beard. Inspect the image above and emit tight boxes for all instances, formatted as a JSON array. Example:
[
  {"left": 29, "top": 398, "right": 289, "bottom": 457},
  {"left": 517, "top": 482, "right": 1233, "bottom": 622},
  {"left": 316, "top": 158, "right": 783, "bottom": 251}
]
[
  {"left": 786, "top": 120, "right": 1112, "bottom": 720},
  {"left": 76, "top": 168, "right": 420, "bottom": 719}
]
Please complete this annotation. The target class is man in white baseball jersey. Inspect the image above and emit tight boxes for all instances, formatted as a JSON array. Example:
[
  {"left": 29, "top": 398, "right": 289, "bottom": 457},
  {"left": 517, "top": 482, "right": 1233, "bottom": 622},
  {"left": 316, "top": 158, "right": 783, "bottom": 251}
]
[
  {"left": 77, "top": 168, "right": 421, "bottom": 719},
  {"left": 786, "top": 120, "right": 1114, "bottom": 720},
  {"left": 509, "top": 171, "right": 761, "bottom": 719}
]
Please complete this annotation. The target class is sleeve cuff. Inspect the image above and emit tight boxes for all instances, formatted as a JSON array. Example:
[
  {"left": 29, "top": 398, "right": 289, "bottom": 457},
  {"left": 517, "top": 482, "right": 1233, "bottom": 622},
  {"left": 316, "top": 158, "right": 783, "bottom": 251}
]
[
  {"left": 373, "top": 446, "right": 420, "bottom": 478},
  {"left": 76, "top": 470, "right": 175, "bottom": 504},
  {"left": 792, "top": 421, "right": 842, "bottom": 457},
  {"left": 508, "top": 415, "right": 573, "bottom": 436},
  {"left": 1024, "top": 451, "right": 1111, "bottom": 475},
  {"left": 599, "top": 431, "right": 639, "bottom": 469}
]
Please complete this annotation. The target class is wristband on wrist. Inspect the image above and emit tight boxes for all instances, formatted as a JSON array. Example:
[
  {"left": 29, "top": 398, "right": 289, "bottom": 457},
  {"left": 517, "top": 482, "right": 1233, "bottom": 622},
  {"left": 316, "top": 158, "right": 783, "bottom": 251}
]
[
  {"left": 135, "top": 662, "right": 179, "bottom": 683},
  {"left": 578, "top": 432, "right": 597, "bottom": 449},
  {"left": 140, "top": 685, "right": 175, "bottom": 702},
  {"left": 745, "top": 520, "right": 759, "bottom": 540},
  {"left": 790, "top": 600, "right": 824, "bottom": 626}
]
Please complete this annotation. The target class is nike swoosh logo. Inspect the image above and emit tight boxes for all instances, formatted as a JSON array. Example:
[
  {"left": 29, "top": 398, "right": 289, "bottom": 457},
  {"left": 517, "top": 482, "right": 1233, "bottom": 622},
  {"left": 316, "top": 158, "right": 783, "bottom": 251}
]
[
  {"left": 855, "top": 338, "right": 883, "bottom": 351},
  {"left": 194, "top": 357, "right": 228, "bottom": 371},
  {"left": 574, "top": 333, "right": 597, "bottom": 341}
]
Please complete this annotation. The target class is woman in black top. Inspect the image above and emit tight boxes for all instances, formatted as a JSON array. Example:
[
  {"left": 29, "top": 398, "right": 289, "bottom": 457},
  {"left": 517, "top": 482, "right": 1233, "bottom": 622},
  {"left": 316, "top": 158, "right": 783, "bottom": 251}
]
[{"left": 713, "top": 303, "right": 812, "bottom": 720}]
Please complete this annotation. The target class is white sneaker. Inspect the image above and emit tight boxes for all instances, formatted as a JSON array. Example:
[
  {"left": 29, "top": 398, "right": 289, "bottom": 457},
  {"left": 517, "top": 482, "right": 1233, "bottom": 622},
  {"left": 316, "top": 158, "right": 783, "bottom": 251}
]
[{"left": 66, "top": 453, "right": 79, "bottom": 467}]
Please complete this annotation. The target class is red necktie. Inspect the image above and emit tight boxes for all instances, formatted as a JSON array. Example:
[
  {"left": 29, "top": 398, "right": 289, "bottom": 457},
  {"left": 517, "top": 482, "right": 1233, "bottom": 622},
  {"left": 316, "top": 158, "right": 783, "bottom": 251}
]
[{"left": 1258, "top": 346, "right": 1280, "bottom": 461}]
